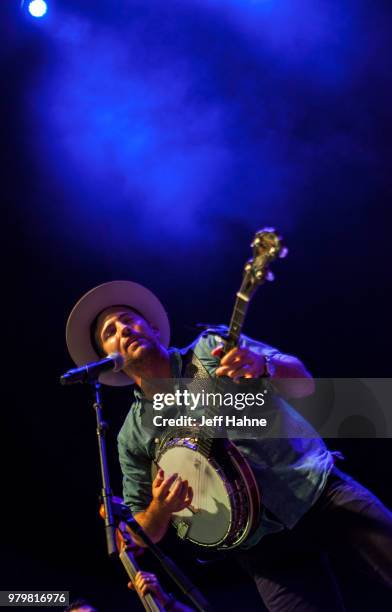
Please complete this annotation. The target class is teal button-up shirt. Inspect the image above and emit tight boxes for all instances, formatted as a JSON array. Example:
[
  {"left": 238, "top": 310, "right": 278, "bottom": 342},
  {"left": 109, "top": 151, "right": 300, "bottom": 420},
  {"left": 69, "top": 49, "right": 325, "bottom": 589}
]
[{"left": 117, "top": 331, "right": 333, "bottom": 548}]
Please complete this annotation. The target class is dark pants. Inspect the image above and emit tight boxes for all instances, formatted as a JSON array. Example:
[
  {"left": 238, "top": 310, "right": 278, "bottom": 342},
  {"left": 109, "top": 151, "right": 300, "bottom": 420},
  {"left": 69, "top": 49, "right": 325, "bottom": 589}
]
[{"left": 237, "top": 468, "right": 392, "bottom": 611}]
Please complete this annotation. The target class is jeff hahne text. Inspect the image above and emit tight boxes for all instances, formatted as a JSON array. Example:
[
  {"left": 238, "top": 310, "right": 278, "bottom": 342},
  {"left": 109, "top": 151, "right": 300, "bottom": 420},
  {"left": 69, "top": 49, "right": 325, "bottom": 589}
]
[{"left": 152, "top": 388, "right": 268, "bottom": 428}]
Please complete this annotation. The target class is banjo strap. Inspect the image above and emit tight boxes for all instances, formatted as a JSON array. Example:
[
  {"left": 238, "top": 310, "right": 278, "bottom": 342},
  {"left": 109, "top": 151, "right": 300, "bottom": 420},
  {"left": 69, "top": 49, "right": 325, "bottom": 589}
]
[
  {"left": 182, "top": 327, "right": 226, "bottom": 380},
  {"left": 182, "top": 349, "right": 212, "bottom": 380},
  {"left": 181, "top": 334, "right": 226, "bottom": 456}
]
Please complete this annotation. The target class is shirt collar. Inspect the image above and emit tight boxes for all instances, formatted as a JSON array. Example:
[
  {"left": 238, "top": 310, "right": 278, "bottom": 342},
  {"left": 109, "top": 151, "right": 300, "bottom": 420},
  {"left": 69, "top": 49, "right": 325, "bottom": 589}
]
[{"left": 133, "top": 348, "right": 183, "bottom": 400}]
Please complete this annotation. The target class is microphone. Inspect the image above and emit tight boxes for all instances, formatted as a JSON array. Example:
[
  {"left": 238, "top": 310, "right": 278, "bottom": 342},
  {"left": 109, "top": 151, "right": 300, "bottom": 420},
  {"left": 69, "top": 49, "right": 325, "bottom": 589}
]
[{"left": 60, "top": 353, "right": 124, "bottom": 385}]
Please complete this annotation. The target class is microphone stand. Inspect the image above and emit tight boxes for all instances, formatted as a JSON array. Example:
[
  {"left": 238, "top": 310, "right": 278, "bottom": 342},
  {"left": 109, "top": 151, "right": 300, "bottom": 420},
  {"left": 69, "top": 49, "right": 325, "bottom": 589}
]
[
  {"left": 91, "top": 382, "right": 212, "bottom": 612},
  {"left": 93, "top": 382, "right": 117, "bottom": 558}
]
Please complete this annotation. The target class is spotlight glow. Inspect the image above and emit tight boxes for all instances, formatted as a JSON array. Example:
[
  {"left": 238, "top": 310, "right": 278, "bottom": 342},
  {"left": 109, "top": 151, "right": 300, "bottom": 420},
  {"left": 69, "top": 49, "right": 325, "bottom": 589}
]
[{"left": 28, "top": 0, "right": 48, "bottom": 18}]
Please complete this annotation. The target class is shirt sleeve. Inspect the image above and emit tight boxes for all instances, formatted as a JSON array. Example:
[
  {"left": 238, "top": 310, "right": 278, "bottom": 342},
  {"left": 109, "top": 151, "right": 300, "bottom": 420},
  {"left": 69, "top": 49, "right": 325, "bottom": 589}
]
[
  {"left": 240, "top": 332, "right": 281, "bottom": 358},
  {"left": 118, "top": 427, "right": 153, "bottom": 515}
]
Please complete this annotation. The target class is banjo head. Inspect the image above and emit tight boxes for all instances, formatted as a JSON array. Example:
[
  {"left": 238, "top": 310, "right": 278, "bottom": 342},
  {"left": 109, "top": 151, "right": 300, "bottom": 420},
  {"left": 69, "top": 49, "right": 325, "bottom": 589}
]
[{"left": 158, "top": 443, "right": 233, "bottom": 547}]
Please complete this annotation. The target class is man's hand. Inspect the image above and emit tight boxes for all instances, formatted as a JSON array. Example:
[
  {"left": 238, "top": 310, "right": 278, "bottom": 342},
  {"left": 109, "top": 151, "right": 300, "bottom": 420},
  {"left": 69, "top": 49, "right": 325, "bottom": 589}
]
[
  {"left": 128, "top": 571, "right": 195, "bottom": 611},
  {"left": 128, "top": 571, "right": 166, "bottom": 602},
  {"left": 152, "top": 469, "right": 193, "bottom": 514},
  {"left": 211, "top": 344, "right": 315, "bottom": 398},
  {"left": 132, "top": 469, "right": 193, "bottom": 544},
  {"left": 212, "top": 345, "right": 266, "bottom": 382}
]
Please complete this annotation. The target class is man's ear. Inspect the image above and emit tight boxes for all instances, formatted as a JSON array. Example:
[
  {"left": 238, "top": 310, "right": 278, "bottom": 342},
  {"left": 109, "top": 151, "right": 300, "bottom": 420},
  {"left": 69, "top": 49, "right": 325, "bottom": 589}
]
[{"left": 151, "top": 325, "right": 160, "bottom": 339}]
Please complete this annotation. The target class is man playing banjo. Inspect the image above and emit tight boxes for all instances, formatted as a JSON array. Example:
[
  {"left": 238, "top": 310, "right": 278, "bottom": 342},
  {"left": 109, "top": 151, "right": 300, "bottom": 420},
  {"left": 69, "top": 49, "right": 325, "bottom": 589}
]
[{"left": 66, "top": 271, "right": 392, "bottom": 611}]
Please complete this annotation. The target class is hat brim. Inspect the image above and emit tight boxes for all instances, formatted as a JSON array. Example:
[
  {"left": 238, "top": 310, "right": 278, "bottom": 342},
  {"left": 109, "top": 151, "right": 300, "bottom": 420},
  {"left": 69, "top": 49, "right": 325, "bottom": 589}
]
[{"left": 66, "top": 280, "right": 170, "bottom": 386}]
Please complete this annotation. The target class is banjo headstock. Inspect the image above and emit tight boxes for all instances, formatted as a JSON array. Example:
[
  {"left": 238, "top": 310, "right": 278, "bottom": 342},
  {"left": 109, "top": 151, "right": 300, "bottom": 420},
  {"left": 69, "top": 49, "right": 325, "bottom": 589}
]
[{"left": 241, "top": 227, "right": 287, "bottom": 300}]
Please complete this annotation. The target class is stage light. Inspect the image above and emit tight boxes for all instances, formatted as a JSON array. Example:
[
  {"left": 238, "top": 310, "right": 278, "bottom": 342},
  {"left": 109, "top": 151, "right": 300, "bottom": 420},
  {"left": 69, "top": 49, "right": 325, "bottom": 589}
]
[{"left": 28, "top": 0, "right": 48, "bottom": 18}]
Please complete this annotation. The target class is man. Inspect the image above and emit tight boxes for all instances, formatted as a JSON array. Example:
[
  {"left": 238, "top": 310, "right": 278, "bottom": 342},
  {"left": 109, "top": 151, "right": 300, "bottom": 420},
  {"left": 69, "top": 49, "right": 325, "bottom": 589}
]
[{"left": 66, "top": 280, "right": 392, "bottom": 611}]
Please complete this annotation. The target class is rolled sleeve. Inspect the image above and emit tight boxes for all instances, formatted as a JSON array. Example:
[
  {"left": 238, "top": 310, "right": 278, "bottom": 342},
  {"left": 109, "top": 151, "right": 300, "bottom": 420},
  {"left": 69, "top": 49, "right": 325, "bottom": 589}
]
[{"left": 118, "top": 431, "right": 153, "bottom": 515}]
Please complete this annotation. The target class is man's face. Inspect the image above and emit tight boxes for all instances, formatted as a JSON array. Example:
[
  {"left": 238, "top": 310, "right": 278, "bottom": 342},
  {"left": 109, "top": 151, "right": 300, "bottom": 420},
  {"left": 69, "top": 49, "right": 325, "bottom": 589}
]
[{"left": 96, "top": 307, "right": 161, "bottom": 366}]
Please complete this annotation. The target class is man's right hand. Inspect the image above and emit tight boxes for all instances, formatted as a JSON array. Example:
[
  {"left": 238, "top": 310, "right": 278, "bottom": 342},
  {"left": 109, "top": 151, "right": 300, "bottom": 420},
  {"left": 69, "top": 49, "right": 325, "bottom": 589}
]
[
  {"left": 151, "top": 469, "right": 193, "bottom": 514},
  {"left": 132, "top": 469, "right": 193, "bottom": 544}
]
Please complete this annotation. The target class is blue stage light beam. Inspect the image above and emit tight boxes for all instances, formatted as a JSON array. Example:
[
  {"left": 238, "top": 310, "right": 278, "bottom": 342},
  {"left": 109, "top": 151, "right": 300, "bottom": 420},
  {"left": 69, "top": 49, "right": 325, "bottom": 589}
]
[{"left": 28, "top": 0, "right": 48, "bottom": 18}]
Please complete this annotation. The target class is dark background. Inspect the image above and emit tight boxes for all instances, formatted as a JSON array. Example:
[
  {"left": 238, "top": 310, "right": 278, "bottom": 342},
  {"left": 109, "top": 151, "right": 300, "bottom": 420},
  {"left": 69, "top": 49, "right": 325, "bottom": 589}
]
[{"left": 1, "top": 1, "right": 392, "bottom": 610}]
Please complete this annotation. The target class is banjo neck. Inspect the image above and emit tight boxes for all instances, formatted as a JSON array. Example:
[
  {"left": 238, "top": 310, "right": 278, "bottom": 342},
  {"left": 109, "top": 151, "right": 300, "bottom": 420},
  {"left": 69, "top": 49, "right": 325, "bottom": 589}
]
[
  {"left": 196, "top": 228, "right": 287, "bottom": 456},
  {"left": 221, "top": 227, "right": 287, "bottom": 355},
  {"left": 224, "top": 294, "right": 250, "bottom": 353}
]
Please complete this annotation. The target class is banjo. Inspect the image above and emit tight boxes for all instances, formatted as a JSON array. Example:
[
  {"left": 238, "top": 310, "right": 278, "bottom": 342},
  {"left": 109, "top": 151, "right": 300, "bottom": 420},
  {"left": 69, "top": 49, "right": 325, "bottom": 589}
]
[{"left": 154, "top": 228, "right": 287, "bottom": 550}]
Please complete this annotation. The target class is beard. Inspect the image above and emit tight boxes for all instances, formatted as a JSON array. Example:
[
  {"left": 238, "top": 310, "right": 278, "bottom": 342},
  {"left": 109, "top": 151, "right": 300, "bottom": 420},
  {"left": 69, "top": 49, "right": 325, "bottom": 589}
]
[{"left": 123, "top": 338, "right": 164, "bottom": 378}]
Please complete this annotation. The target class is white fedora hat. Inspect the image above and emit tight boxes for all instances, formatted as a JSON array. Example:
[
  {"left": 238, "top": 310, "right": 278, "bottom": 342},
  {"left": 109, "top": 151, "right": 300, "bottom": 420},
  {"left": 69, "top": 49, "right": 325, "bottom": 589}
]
[{"left": 66, "top": 280, "right": 170, "bottom": 386}]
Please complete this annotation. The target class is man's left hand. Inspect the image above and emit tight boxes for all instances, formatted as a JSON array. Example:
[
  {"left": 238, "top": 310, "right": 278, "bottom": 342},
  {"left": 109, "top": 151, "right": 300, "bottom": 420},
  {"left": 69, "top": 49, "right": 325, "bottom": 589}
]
[
  {"left": 211, "top": 345, "right": 266, "bottom": 382},
  {"left": 128, "top": 571, "right": 166, "bottom": 601}
]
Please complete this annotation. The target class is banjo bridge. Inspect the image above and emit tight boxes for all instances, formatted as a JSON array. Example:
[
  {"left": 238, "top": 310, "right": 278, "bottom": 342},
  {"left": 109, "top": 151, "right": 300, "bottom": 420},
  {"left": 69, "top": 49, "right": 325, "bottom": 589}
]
[{"left": 176, "top": 520, "right": 191, "bottom": 540}]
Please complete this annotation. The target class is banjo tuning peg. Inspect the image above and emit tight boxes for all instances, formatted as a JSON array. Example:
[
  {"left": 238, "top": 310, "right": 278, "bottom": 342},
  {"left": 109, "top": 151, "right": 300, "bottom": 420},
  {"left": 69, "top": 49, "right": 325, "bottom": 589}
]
[
  {"left": 266, "top": 270, "right": 275, "bottom": 282},
  {"left": 279, "top": 247, "right": 288, "bottom": 259}
]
